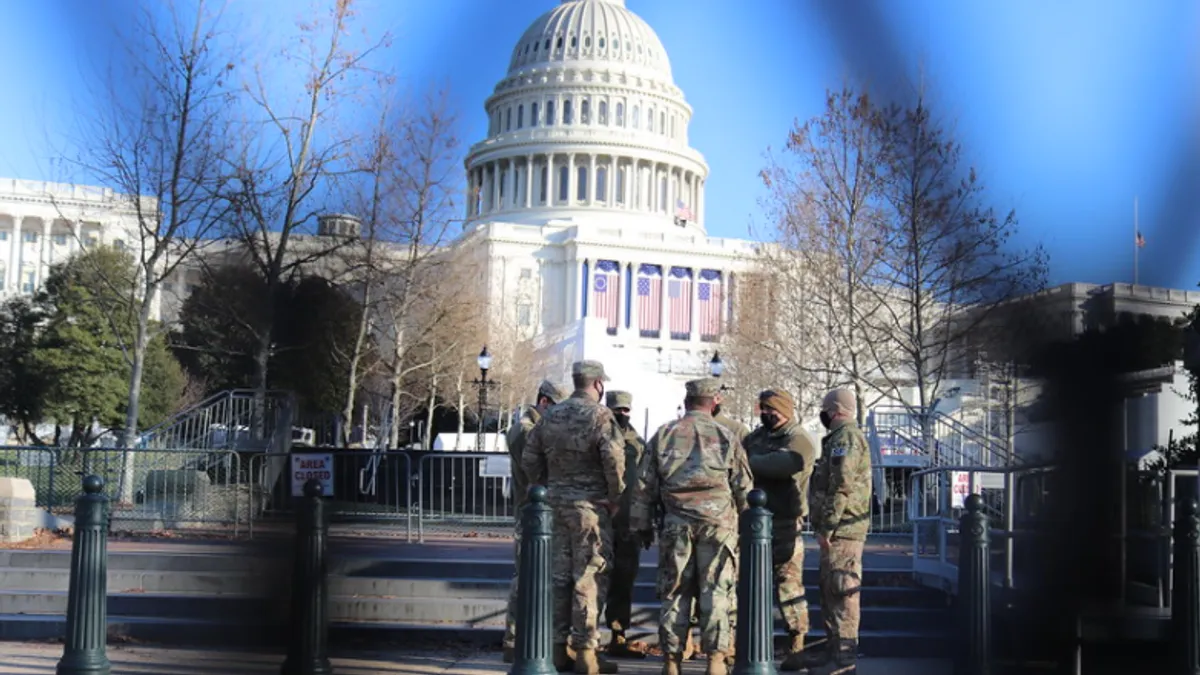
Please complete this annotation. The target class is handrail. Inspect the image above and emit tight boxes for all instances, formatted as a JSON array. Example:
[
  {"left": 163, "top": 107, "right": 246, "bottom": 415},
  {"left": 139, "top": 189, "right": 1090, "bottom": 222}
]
[{"left": 873, "top": 405, "right": 1014, "bottom": 467}]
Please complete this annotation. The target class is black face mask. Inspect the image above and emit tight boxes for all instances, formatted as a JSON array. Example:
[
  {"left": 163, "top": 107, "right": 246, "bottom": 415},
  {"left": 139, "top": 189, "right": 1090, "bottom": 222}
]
[
  {"left": 760, "top": 413, "right": 777, "bottom": 429},
  {"left": 819, "top": 411, "right": 832, "bottom": 429},
  {"left": 614, "top": 413, "right": 630, "bottom": 428},
  {"left": 712, "top": 404, "right": 722, "bottom": 417}
]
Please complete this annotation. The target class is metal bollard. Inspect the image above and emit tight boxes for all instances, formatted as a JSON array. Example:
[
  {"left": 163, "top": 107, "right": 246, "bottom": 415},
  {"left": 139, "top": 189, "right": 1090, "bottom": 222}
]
[
  {"left": 56, "top": 475, "right": 111, "bottom": 675},
  {"left": 281, "top": 480, "right": 333, "bottom": 675},
  {"left": 733, "top": 489, "right": 776, "bottom": 675},
  {"left": 956, "top": 493, "right": 990, "bottom": 675},
  {"left": 510, "top": 485, "right": 555, "bottom": 675},
  {"left": 1172, "top": 498, "right": 1200, "bottom": 675}
]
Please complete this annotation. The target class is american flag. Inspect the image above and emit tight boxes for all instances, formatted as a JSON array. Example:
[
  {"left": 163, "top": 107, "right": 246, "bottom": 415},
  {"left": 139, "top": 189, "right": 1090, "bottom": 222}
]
[
  {"left": 667, "top": 267, "right": 692, "bottom": 337},
  {"left": 698, "top": 270, "right": 722, "bottom": 339},
  {"left": 1136, "top": 231, "right": 1145, "bottom": 248},
  {"left": 592, "top": 260, "right": 621, "bottom": 331},
  {"left": 637, "top": 264, "right": 662, "bottom": 334},
  {"left": 675, "top": 198, "right": 694, "bottom": 222}
]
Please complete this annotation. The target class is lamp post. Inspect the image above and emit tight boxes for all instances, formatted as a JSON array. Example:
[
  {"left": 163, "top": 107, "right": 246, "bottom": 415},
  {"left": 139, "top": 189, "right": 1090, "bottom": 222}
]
[
  {"left": 473, "top": 346, "right": 499, "bottom": 452},
  {"left": 709, "top": 351, "right": 724, "bottom": 379}
]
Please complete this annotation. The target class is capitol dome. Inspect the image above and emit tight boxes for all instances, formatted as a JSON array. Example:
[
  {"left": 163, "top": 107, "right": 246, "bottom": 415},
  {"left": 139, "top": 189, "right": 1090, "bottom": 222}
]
[{"left": 464, "top": 0, "right": 710, "bottom": 232}]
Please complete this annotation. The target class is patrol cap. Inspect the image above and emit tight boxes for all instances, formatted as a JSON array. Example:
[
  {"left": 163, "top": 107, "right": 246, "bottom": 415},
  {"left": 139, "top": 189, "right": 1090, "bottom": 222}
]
[
  {"left": 685, "top": 378, "right": 722, "bottom": 398},
  {"left": 572, "top": 360, "right": 610, "bottom": 382},
  {"left": 606, "top": 391, "right": 633, "bottom": 409},
  {"left": 822, "top": 388, "right": 855, "bottom": 416},
  {"left": 537, "top": 379, "right": 568, "bottom": 404}
]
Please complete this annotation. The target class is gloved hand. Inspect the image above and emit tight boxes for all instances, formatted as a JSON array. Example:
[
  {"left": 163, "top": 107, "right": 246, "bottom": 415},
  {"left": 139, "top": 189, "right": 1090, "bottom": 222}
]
[{"left": 638, "top": 529, "right": 654, "bottom": 550}]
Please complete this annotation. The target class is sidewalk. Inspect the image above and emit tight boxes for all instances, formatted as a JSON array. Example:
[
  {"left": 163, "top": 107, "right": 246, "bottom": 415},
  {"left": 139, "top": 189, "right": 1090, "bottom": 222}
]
[{"left": 0, "top": 643, "right": 950, "bottom": 675}]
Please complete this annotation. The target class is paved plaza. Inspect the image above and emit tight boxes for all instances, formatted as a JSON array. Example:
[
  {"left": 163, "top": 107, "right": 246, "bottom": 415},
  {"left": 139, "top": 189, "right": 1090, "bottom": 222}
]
[{"left": 0, "top": 643, "right": 951, "bottom": 675}]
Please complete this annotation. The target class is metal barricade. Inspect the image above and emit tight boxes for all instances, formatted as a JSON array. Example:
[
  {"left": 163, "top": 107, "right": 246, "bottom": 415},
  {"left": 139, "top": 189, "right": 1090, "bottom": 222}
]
[{"left": 416, "top": 452, "right": 516, "bottom": 542}]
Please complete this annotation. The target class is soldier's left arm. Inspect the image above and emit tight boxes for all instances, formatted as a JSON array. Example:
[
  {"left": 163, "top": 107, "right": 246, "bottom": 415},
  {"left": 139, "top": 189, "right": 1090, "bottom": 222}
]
[
  {"left": 816, "top": 431, "right": 867, "bottom": 538},
  {"left": 520, "top": 421, "right": 547, "bottom": 488},
  {"left": 629, "top": 433, "right": 660, "bottom": 532},
  {"left": 597, "top": 410, "right": 626, "bottom": 503},
  {"left": 747, "top": 432, "right": 811, "bottom": 478},
  {"left": 728, "top": 435, "right": 754, "bottom": 512}
]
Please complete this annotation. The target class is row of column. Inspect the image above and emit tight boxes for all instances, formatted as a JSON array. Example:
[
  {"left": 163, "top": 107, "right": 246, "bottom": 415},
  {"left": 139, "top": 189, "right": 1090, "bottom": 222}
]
[
  {"left": 3, "top": 214, "right": 97, "bottom": 294},
  {"left": 572, "top": 261, "right": 732, "bottom": 343},
  {"left": 465, "top": 153, "right": 705, "bottom": 225}
]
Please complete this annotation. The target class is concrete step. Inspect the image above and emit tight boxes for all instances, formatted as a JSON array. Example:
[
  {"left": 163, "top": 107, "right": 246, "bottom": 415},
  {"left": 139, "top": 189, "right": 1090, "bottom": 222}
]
[
  {"left": 0, "top": 567, "right": 289, "bottom": 595},
  {"left": 0, "top": 550, "right": 285, "bottom": 574},
  {"left": 0, "top": 591, "right": 289, "bottom": 623},
  {"left": 0, "top": 613, "right": 284, "bottom": 647}
]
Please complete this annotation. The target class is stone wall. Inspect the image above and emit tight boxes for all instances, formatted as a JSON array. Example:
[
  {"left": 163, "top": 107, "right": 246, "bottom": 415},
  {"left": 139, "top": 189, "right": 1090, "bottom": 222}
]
[{"left": 0, "top": 477, "right": 37, "bottom": 543}]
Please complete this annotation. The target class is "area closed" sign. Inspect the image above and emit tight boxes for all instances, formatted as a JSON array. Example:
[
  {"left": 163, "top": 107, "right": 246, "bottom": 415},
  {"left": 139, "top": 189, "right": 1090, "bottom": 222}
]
[{"left": 291, "top": 453, "right": 334, "bottom": 497}]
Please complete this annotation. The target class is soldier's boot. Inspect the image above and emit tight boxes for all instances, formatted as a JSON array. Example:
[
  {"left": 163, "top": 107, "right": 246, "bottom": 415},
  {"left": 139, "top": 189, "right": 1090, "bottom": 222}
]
[
  {"left": 790, "top": 642, "right": 833, "bottom": 672},
  {"left": 554, "top": 644, "right": 576, "bottom": 673},
  {"left": 574, "top": 648, "right": 619, "bottom": 675},
  {"left": 606, "top": 631, "right": 646, "bottom": 659},
  {"left": 828, "top": 638, "right": 857, "bottom": 671},
  {"left": 502, "top": 646, "right": 515, "bottom": 664},
  {"left": 779, "top": 633, "right": 807, "bottom": 671},
  {"left": 705, "top": 652, "right": 728, "bottom": 675},
  {"left": 661, "top": 653, "right": 683, "bottom": 675},
  {"left": 681, "top": 630, "right": 696, "bottom": 660}
]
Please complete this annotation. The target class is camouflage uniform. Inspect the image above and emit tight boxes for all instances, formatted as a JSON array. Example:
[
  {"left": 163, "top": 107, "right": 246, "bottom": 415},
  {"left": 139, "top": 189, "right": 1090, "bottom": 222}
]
[
  {"left": 713, "top": 411, "right": 750, "bottom": 444},
  {"left": 603, "top": 391, "right": 646, "bottom": 658},
  {"left": 810, "top": 388, "right": 872, "bottom": 670},
  {"left": 630, "top": 378, "right": 753, "bottom": 673},
  {"left": 521, "top": 361, "right": 625, "bottom": 671},
  {"left": 743, "top": 389, "right": 819, "bottom": 670},
  {"left": 503, "top": 379, "right": 567, "bottom": 657}
]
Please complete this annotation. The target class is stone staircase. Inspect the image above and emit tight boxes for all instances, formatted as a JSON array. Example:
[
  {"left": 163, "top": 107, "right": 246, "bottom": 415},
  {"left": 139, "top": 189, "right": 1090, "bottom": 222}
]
[{"left": 0, "top": 540, "right": 951, "bottom": 657}]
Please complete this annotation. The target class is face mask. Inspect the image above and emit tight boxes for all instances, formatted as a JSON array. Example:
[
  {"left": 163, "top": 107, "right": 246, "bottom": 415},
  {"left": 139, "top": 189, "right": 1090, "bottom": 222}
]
[
  {"left": 614, "top": 413, "right": 630, "bottom": 428},
  {"left": 819, "top": 411, "right": 832, "bottom": 429},
  {"left": 760, "top": 413, "right": 776, "bottom": 429},
  {"left": 596, "top": 383, "right": 605, "bottom": 401},
  {"left": 712, "top": 404, "right": 722, "bottom": 417}
]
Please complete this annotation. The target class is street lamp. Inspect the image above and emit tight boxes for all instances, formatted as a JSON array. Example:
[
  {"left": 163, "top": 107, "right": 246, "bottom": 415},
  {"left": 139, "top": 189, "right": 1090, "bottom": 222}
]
[
  {"left": 709, "top": 351, "right": 724, "bottom": 378},
  {"left": 472, "top": 346, "right": 499, "bottom": 451}
]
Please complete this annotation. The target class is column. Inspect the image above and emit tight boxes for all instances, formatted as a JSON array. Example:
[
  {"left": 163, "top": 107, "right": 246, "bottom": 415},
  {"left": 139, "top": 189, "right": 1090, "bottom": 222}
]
[
  {"left": 719, "top": 269, "right": 730, "bottom": 335},
  {"left": 525, "top": 155, "right": 534, "bottom": 208},
  {"left": 668, "top": 167, "right": 675, "bottom": 218},
  {"left": 39, "top": 218, "right": 51, "bottom": 288},
  {"left": 606, "top": 158, "right": 614, "bottom": 207},
  {"left": 8, "top": 215, "right": 21, "bottom": 293},
  {"left": 566, "top": 154, "right": 576, "bottom": 206},
  {"left": 464, "top": 171, "right": 474, "bottom": 219},
  {"left": 509, "top": 159, "right": 518, "bottom": 209},
  {"left": 587, "top": 155, "right": 596, "bottom": 205},
  {"left": 629, "top": 262, "right": 640, "bottom": 334},
  {"left": 698, "top": 179, "right": 705, "bottom": 227},
  {"left": 659, "top": 266, "right": 670, "bottom": 340},
  {"left": 491, "top": 162, "right": 500, "bottom": 213},
  {"left": 690, "top": 267, "right": 700, "bottom": 341},
  {"left": 71, "top": 220, "right": 82, "bottom": 256}
]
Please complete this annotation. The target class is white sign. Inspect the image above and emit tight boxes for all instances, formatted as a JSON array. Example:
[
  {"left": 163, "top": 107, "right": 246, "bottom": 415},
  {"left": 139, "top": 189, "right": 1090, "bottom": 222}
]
[
  {"left": 291, "top": 453, "right": 334, "bottom": 497},
  {"left": 950, "top": 471, "right": 1005, "bottom": 509},
  {"left": 480, "top": 455, "right": 512, "bottom": 478}
]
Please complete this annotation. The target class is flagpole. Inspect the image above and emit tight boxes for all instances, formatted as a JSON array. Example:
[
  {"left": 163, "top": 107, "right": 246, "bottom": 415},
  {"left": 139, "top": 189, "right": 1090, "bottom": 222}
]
[{"left": 1134, "top": 196, "right": 1139, "bottom": 286}]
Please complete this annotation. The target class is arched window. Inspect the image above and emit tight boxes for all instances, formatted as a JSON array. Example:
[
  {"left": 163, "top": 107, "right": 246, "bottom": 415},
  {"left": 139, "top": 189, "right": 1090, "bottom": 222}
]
[
  {"left": 632, "top": 105, "right": 640, "bottom": 129},
  {"left": 539, "top": 165, "right": 548, "bottom": 203},
  {"left": 505, "top": 108, "right": 511, "bottom": 132},
  {"left": 577, "top": 166, "right": 588, "bottom": 201},
  {"left": 518, "top": 104, "right": 525, "bottom": 129},
  {"left": 648, "top": 109, "right": 654, "bottom": 132},
  {"left": 546, "top": 100, "right": 556, "bottom": 125},
  {"left": 596, "top": 166, "right": 608, "bottom": 202},
  {"left": 581, "top": 99, "right": 590, "bottom": 124},
  {"left": 564, "top": 99, "right": 573, "bottom": 124},
  {"left": 615, "top": 102, "right": 624, "bottom": 126},
  {"left": 558, "top": 166, "right": 569, "bottom": 202},
  {"left": 660, "top": 176, "right": 668, "bottom": 212},
  {"left": 598, "top": 101, "right": 608, "bottom": 125}
]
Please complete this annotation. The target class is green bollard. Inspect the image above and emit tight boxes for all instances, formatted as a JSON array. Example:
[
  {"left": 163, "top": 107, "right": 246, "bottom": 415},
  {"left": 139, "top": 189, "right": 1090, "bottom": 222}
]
[
  {"left": 510, "top": 485, "right": 555, "bottom": 675},
  {"left": 1171, "top": 498, "right": 1200, "bottom": 675},
  {"left": 733, "top": 489, "right": 776, "bottom": 675},
  {"left": 56, "top": 475, "right": 111, "bottom": 675},
  {"left": 956, "top": 493, "right": 991, "bottom": 675},
  {"left": 281, "top": 480, "right": 333, "bottom": 675}
]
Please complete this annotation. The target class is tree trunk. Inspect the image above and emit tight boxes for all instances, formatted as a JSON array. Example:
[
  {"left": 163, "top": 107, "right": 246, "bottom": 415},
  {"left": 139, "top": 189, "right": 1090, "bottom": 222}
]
[
  {"left": 341, "top": 284, "right": 372, "bottom": 447},
  {"left": 117, "top": 301, "right": 154, "bottom": 504},
  {"left": 388, "top": 373, "right": 402, "bottom": 449},
  {"left": 455, "top": 372, "right": 465, "bottom": 450},
  {"left": 424, "top": 375, "right": 437, "bottom": 450}
]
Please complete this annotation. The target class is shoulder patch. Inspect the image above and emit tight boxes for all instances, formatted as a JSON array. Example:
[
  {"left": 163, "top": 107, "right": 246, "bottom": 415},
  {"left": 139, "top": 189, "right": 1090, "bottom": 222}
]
[{"left": 831, "top": 445, "right": 847, "bottom": 458}]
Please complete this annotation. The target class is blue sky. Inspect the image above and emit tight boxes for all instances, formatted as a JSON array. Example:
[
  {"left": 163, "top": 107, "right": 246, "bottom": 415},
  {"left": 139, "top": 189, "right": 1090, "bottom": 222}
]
[{"left": 1, "top": 0, "right": 1197, "bottom": 289}]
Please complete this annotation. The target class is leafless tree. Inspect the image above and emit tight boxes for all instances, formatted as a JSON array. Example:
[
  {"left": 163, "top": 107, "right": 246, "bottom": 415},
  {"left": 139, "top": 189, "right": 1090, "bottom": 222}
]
[
  {"left": 865, "top": 90, "right": 1049, "bottom": 456},
  {"left": 57, "top": 0, "right": 237, "bottom": 501}
]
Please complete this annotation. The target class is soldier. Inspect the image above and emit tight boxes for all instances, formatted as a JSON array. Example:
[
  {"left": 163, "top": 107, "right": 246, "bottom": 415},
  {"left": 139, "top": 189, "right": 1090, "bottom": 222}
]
[
  {"left": 522, "top": 360, "right": 626, "bottom": 675},
  {"left": 630, "top": 378, "right": 753, "bottom": 675},
  {"left": 807, "top": 388, "right": 872, "bottom": 672},
  {"left": 742, "top": 388, "right": 819, "bottom": 671},
  {"left": 503, "top": 378, "right": 568, "bottom": 663},
  {"left": 603, "top": 390, "right": 648, "bottom": 659}
]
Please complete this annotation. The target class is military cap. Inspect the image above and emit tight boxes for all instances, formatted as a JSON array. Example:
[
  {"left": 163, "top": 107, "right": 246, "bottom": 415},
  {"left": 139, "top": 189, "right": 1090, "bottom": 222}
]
[
  {"left": 822, "top": 388, "right": 856, "bottom": 416},
  {"left": 685, "top": 377, "right": 722, "bottom": 398},
  {"left": 606, "top": 390, "right": 633, "bottom": 409},
  {"left": 572, "top": 360, "right": 610, "bottom": 381},
  {"left": 537, "top": 379, "right": 567, "bottom": 404}
]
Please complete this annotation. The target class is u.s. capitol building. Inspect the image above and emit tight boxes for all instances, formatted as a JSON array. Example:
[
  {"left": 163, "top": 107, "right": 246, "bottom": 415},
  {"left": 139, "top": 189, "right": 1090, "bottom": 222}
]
[{"left": 453, "top": 0, "right": 758, "bottom": 434}]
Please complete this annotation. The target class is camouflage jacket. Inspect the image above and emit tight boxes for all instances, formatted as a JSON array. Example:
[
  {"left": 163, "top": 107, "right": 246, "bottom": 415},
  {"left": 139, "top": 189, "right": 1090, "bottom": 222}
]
[
  {"left": 613, "top": 424, "right": 645, "bottom": 533},
  {"left": 713, "top": 412, "right": 751, "bottom": 444},
  {"left": 629, "top": 411, "right": 753, "bottom": 533},
  {"left": 520, "top": 391, "right": 625, "bottom": 507},
  {"left": 810, "top": 420, "right": 872, "bottom": 541},
  {"left": 743, "top": 420, "right": 818, "bottom": 520},
  {"left": 505, "top": 406, "right": 541, "bottom": 509}
]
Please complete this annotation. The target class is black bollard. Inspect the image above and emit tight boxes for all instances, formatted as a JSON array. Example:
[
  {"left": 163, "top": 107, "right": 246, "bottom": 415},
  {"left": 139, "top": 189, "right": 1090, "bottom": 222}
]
[
  {"left": 510, "top": 485, "right": 555, "bottom": 675},
  {"left": 956, "top": 493, "right": 990, "bottom": 675},
  {"left": 281, "top": 480, "right": 333, "bottom": 675},
  {"left": 1171, "top": 498, "right": 1200, "bottom": 675},
  {"left": 733, "top": 489, "right": 776, "bottom": 675},
  {"left": 56, "top": 475, "right": 111, "bottom": 675}
]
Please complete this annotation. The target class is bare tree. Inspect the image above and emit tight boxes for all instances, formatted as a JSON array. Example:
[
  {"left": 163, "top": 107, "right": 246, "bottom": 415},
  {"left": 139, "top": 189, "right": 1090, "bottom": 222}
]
[
  {"left": 223, "top": 0, "right": 388, "bottom": 426},
  {"left": 865, "top": 90, "right": 1049, "bottom": 457},
  {"left": 59, "top": 0, "right": 236, "bottom": 501},
  {"left": 754, "top": 88, "right": 897, "bottom": 424}
]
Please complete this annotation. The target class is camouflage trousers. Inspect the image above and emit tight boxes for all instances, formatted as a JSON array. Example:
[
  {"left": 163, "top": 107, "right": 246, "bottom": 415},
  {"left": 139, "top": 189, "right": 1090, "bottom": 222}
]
[
  {"left": 503, "top": 514, "right": 524, "bottom": 649},
  {"left": 819, "top": 538, "right": 865, "bottom": 641},
  {"left": 656, "top": 521, "right": 738, "bottom": 656},
  {"left": 772, "top": 517, "right": 810, "bottom": 639},
  {"left": 604, "top": 529, "right": 641, "bottom": 633},
  {"left": 551, "top": 503, "right": 614, "bottom": 651}
]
